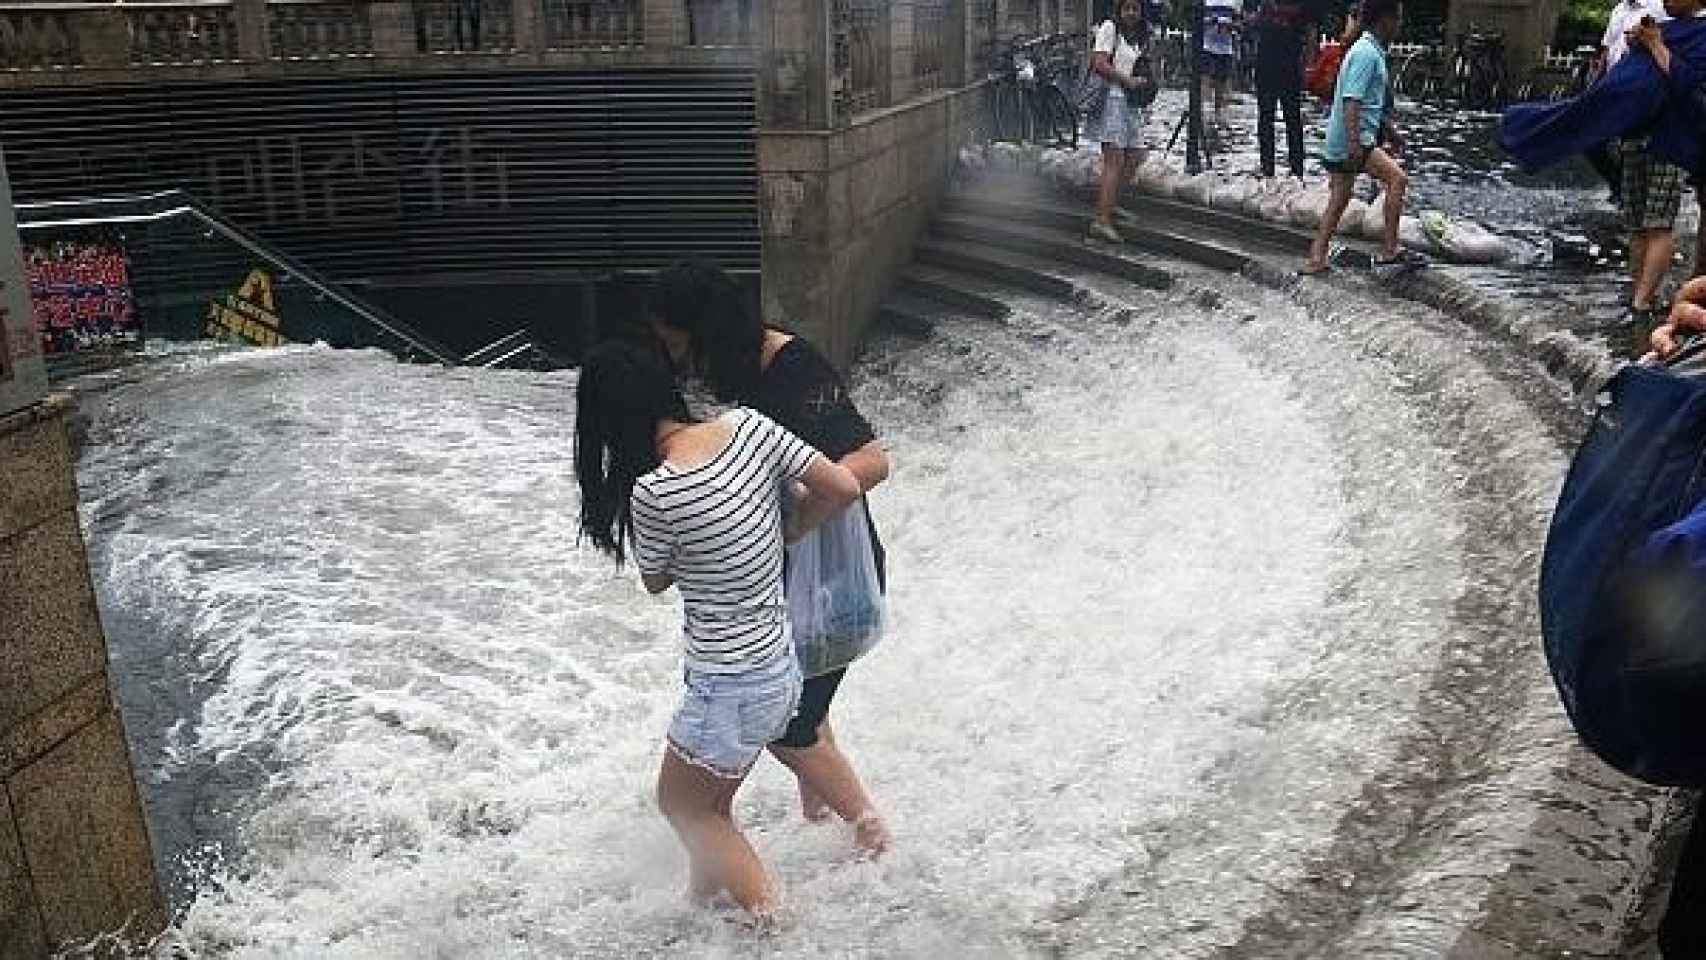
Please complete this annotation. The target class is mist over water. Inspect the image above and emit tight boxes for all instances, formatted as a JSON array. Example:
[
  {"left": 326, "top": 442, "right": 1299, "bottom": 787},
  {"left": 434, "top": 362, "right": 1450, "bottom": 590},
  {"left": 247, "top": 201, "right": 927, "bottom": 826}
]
[{"left": 73, "top": 264, "right": 1573, "bottom": 956}]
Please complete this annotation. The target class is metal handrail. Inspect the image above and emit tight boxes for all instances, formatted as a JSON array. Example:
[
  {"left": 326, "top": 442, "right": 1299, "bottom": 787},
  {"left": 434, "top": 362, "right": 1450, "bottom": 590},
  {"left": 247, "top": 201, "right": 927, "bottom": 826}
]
[
  {"left": 461, "top": 328, "right": 529, "bottom": 365},
  {"left": 16, "top": 189, "right": 458, "bottom": 366}
]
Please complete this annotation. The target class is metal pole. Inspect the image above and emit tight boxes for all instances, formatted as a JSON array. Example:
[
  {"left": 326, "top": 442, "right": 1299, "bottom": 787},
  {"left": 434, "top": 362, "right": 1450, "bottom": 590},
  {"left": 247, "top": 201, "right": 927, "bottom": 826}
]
[{"left": 1186, "top": 0, "right": 1205, "bottom": 174}]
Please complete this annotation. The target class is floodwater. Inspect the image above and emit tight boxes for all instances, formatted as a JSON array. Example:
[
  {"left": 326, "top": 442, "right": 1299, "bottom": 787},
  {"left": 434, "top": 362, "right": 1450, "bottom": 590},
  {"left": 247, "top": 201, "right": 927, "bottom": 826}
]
[{"left": 71, "top": 257, "right": 1608, "bottom": 956}]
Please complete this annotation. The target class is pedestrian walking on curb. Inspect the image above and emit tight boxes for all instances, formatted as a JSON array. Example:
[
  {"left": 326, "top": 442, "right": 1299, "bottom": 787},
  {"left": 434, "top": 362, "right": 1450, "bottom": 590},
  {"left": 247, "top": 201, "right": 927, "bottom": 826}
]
[
  {"left": 1089, "top": 0, "right": 1161, "bottom": 244},
  {"left": 1303, "top": 0, "right": 1415, "bottom": 275},
  {"left": 1252, "top": 0, "right": 1317, "bottom": 179}
]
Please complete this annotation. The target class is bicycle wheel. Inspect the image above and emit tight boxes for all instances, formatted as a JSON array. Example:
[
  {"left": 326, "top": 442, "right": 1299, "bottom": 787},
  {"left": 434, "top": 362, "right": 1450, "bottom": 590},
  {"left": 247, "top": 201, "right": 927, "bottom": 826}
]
[{"left": 1036, "top": 84, "right": 1078, "bottom": 150}]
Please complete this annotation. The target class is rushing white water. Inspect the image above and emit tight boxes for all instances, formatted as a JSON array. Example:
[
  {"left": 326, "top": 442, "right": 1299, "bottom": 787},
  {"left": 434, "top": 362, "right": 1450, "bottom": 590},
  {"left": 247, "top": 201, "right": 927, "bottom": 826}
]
[{"left": 72, "top": 266, "right": 1575, "bottom": 957}]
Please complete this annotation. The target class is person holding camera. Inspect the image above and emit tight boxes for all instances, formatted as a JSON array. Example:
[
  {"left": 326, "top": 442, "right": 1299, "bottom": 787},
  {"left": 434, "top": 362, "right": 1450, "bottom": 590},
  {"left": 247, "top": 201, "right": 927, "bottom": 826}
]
[{"left": 1088, "top": 0, "right": 1162, "bottom": 244}]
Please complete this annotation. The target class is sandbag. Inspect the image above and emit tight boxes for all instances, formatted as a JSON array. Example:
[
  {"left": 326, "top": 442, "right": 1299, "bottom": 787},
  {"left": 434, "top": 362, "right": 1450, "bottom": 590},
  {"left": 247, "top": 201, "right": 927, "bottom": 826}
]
[
  {"left": 1239, "top": 179, "right": 1272, "bottom": 218},
  {"left": 1210, "top": 179, "right": 1249, "bottom": 211},
  {"left": 1259, "top": 180, "right": 1298, "bottom": 222},
  {"left": 1288, "top": 185, "right": 1330, "bottom": 229},
  {"left": 1540, "top": 362, "right": 1706, "bottom": 786},
  {"left": 1132, "top": 157, "right": 1167, "bottom": 195},
  {"left": 1362, "top": 192, "right": 1396, "bottom": 242},
  {"left": 1398, "top": 215, "right": 1428, "bottom": 251},
  {"left": 784, "top": 499, "right": 887, "bottom": 678},
  {"left": 1420, "top": 210, "right": 1510, "bottom": 264},
  {"left": 1340, "top": 198, "right": 1370, "bottom": 237},
  {"left": 1176, "top": 172, "right": 1216, "bottom": 206}
]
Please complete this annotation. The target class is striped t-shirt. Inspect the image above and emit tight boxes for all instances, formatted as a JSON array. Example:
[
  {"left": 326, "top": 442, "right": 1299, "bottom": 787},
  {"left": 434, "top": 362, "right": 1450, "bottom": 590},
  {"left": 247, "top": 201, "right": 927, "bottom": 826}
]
[{"left": 630, "top": 408, "right": 820, "bottom": 673}]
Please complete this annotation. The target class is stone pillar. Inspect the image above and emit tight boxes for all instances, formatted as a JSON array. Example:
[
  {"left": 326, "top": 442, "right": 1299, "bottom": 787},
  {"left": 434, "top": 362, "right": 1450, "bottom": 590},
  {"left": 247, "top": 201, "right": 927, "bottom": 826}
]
[
  {"left": 0, "top": 151, "right": 45, "bottom": 421},
  {"left": 0, "top": 146, "right": 164, "bottom": 960}
]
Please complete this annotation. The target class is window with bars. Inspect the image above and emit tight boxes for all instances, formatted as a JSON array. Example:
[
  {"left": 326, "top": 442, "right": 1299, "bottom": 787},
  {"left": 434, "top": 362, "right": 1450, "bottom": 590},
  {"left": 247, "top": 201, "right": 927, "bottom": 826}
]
[{"left": 844, "top": 0, "right": 889, "bottom": 116}]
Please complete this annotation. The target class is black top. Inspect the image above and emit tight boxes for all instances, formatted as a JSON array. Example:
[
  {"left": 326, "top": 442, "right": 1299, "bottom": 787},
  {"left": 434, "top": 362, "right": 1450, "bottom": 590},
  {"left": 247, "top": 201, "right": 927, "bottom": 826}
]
[
  {"left": 752, "top": 336, "right": 887, "bottom": 588},
  {"left": 1254, "top": 1, "right": 1312, "bottom": 82}
]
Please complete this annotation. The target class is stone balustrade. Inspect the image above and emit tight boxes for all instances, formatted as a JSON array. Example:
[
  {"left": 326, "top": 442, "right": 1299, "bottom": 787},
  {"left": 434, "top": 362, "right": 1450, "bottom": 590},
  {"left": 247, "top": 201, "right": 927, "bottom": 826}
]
[{"left": 0, "top": 0, "right": 763, "bottom": 79}]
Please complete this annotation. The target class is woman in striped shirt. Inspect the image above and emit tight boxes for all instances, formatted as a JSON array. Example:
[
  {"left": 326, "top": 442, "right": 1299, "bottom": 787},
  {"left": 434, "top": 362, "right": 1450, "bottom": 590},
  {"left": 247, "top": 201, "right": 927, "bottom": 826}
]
[{"left": 575, "top": 341, "right": 860, "bottom": 923}]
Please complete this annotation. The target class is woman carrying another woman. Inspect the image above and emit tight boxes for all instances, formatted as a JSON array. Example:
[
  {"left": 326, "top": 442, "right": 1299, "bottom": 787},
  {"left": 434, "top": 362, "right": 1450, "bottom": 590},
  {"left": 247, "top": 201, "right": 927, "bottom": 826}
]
[
  {"left": 649, "top": 260, "right": 894, "bottom": 857},
  {"left": 1089, "top": 0, "right": 1162, "bottom": 244},
  {"left": 574, "top": 341, "right": 861, "bottom": 922}
]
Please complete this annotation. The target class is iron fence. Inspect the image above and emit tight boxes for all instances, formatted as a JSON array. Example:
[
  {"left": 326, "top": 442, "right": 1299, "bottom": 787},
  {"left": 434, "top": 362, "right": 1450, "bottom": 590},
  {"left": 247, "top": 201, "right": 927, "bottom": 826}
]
[{"left": 0, "top": 6, "right": 82, "bottom": 69}]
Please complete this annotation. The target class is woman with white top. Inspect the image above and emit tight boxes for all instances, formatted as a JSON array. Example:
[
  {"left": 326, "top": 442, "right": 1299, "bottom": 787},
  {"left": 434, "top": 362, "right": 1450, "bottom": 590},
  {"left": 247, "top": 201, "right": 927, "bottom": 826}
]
[
  {"left": 574, "top": 340, "right": 861, "bottom": 923},
  {"left": 1089, "top": 0, "right": 1162, "bottom": 244}
]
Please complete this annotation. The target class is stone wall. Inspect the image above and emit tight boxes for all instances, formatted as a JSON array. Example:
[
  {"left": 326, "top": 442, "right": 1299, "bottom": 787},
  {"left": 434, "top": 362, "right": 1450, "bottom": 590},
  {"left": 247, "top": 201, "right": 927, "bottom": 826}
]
[
  {"left": 0, "top": 398, "right": 164, "bottom": 959},
  {"left": 758, "top": 84, "right": 982, "bottom": 368}
]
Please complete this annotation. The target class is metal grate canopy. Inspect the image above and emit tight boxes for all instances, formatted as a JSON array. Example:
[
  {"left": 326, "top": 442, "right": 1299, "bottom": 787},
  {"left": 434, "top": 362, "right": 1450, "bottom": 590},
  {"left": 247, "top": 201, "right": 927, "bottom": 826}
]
[{"left": 0, "top": 66, "right": 760, "bottom": 285}]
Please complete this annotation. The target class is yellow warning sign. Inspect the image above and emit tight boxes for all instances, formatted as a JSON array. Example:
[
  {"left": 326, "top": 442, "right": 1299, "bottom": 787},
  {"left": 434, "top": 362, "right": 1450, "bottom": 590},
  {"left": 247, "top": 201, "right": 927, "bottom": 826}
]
[{"left": 205, "top": 269, "right": 286, "bottom": 348}]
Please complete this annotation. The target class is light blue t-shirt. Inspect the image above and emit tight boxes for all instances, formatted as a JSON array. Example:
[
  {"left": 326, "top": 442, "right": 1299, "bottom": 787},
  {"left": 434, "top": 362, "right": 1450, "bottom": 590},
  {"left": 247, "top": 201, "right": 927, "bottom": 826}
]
[
  {"left": 1324, "top": 33, "right": 1389, "bottom": 162},
  {"left": 1203, "top": 2, "right": 1238, "bottom": 56}
]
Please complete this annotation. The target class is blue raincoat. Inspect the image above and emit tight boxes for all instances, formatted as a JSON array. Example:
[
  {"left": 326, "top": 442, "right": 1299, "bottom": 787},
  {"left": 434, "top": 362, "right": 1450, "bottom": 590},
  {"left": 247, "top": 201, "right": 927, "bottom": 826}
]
[{"left": 1499, "top": 15, "right": 1706, "bottom": 176}]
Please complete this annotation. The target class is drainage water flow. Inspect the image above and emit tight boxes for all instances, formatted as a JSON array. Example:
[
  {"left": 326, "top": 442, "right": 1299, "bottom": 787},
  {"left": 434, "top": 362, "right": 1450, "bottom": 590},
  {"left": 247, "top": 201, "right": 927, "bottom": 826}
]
[{"left": 74, "top": 272, "right": 1580, "bottom": 956}]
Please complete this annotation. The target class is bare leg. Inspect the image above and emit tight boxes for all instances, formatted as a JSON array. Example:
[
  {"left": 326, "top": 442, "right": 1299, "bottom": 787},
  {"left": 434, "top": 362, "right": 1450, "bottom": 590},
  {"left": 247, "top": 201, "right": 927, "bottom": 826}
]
[
  {"left": 1095, "top": 142, "right": 1125, "bottom": 227},
  {"left": 657, "top": 748, "right": 776, "bottom": 918},
  {"left": 1307, "top": 172, "right": 1357, "bottom": 270},
  {"left": 1634, "top": 228, "right": 1676, "bottom": 310},
  {"left": 1631, "top": 231, "right": 1649, "bottom": 293},
  {"left": 769, "top": 725, "right": 890, "bottom": 856},
  {"left": 1365, "top": 147, "right": 1408, "bottom": 259}
]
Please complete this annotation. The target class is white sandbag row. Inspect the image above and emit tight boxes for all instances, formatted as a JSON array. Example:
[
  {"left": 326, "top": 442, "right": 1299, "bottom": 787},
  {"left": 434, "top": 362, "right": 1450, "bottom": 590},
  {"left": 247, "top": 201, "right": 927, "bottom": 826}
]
[{"left": 1016, "top": 144, "right": 1513, "bottom": 265}]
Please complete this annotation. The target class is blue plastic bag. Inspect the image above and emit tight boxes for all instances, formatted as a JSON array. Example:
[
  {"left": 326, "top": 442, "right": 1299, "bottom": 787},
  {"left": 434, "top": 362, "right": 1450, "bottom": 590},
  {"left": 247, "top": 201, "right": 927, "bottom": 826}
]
[
  {"left": 784, "top": 499, "right": 886, "bottom": 679},
  {"left": 1540, "top": 360, "right": 1706, "bottom": 786}
]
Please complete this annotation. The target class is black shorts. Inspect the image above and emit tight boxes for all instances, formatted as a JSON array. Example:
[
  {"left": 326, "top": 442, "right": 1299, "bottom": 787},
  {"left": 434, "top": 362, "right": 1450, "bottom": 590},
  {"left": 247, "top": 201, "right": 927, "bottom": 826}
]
[
  {"left": 772, "top": 667, "right": 846, "bottom": 748},
  {"left": 1322, "top": 155, "right": 1367, "bottom": 175}
]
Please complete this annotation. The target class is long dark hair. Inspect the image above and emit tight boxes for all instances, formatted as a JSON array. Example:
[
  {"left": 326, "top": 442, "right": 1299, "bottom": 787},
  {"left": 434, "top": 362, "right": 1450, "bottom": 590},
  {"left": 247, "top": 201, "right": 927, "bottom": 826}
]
[
  {"left": 1114, "top": 0, "right": 1148, "bottom": 44},
  {"left": 650, "top": 259, "right": 766, "bottom": 403},
  {"left": 574, "top": 340, "right": 693, "bottom": 565}
]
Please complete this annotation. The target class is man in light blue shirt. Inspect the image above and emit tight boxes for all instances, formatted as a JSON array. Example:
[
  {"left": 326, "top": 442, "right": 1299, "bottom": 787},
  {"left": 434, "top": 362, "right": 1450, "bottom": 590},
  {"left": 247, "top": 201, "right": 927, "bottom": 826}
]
[{"left": 1305, "top": 0, "right": 1417, "bottom": 274}]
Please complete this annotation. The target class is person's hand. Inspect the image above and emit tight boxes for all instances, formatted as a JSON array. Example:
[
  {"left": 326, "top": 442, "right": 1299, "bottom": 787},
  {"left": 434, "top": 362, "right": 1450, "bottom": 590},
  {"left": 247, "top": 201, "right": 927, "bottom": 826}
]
[
  {"left": 1629, "top": 17, "right": 1664, "bottom": 55},
  {"left": 1651, "top": 277, "right": 1706, "bottom": 359}
]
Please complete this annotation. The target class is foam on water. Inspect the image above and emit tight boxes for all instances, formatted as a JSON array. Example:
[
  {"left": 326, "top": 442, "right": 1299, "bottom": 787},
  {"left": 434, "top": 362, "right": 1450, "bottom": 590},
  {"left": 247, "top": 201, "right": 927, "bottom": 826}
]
[{"left": 71, "top": 271, "right": 1566, "bottom": 956}]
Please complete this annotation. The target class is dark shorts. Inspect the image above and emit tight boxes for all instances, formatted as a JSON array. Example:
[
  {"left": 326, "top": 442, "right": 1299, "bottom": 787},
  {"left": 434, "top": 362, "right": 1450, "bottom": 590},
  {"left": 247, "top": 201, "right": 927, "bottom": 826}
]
[
  {"left": 1322, "top": 154, "right": 1367, "bottom": 176},
  {"left": 1202, "top": 52, "right": 1234, "bottom": 81},
  {"left": 771, "top": 667, "right": 847, "bottom": 748}
]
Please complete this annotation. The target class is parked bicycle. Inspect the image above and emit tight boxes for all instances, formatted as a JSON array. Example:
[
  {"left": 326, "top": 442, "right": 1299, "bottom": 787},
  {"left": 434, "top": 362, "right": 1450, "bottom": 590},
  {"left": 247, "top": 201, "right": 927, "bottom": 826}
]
[
  {"left": 988, "top": 33, "right": 1079, "bottom": 149},
  {"left": 1449, "top": 29, "right": 1508, "bottom": 110}
]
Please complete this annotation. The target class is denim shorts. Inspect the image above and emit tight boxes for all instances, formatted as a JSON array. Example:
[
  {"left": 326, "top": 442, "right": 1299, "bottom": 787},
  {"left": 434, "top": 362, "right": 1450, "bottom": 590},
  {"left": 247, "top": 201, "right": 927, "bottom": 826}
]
[
  {"left": 667, "top": 654, "right": 802, "bottom": 779},
  {"left": 1101, "top": 91, "right": 1145, "bottom": 151}
]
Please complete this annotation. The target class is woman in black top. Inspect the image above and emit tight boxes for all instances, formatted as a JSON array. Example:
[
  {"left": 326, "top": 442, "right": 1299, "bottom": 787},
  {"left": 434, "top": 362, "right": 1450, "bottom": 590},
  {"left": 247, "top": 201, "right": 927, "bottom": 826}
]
[{"left": 649, "top": 260, "right": 892, "bottom": 856}]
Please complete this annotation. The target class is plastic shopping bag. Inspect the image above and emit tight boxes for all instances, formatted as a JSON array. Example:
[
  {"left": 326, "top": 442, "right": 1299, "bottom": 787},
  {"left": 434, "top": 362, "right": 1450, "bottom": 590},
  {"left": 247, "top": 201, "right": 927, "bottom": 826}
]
[{"left": 785, "top": 499, "right": 886, "bottom": 678}]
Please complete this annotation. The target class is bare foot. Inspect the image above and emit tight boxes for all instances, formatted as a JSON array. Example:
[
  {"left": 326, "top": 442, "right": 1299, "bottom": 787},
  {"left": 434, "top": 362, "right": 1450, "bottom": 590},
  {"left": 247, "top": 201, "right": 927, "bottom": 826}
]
[
  {"left": 853, "top": 811, "right": 892, "bottom": 858},
  {"left": 799, "top": 784, "right": 831, "bottom": 823},
  {"left": 687, "top": 870, "right": 724, "bottom": 908}
]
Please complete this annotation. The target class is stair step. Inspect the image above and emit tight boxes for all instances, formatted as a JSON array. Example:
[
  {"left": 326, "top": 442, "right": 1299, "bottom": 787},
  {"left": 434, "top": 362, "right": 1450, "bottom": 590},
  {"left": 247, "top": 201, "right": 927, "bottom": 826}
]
[
  {"left": 896, "top": 269, "right": 1012, "bottom": 320},
  {"left": 945, "top": 193, "right": 1252, "bottom": 273},
  {"left": 878, "top": 292, "right": 962, "bottom": 338},
  {"left": 912, "top": 241, "right": 1081, "bottom": 301},
  {"left": 932, "top": 215, "right": 1174, "bottom": 291}
]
